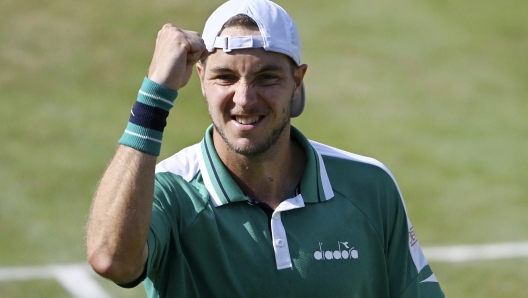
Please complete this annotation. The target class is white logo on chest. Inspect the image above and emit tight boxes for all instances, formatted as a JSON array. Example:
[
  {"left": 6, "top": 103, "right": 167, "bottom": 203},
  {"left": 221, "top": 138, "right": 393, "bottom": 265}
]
[{"left": 314, "top": 241, "right": 358, "bottom": 260}]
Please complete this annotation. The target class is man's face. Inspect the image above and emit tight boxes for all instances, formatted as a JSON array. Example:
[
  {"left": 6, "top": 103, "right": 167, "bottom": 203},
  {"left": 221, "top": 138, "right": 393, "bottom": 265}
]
[{"left": 197, "top": 26, "right": 306, "bottom": 157}]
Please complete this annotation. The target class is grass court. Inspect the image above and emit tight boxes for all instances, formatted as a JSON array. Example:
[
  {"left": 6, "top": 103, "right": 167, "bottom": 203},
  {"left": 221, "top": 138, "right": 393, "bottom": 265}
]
[{"left": 1, "top": 0, "right": 527, "bottom": 296}]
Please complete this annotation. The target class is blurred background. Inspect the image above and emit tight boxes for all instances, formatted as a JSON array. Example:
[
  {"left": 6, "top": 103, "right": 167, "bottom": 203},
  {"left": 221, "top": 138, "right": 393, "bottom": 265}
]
[{"left": 1, "top": 0, "right": 527, "bottom": 296}]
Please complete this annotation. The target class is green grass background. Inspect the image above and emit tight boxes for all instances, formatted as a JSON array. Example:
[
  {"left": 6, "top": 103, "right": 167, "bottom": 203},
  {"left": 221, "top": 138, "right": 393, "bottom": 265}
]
[{"left": 1, "top": 0, "right": 527, "bottom": 296}]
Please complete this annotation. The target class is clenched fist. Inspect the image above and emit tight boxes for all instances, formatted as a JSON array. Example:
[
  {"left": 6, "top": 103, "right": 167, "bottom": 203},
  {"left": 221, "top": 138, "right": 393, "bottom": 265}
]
[{"left": 148, "top": 24, "right": 209, "bottom": 91}]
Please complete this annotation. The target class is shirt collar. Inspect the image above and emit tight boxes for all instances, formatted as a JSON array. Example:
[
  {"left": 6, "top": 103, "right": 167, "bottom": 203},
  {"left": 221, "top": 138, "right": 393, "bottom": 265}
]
[{"left": 199, "top": 125, "right": 334, "bottom": 207}]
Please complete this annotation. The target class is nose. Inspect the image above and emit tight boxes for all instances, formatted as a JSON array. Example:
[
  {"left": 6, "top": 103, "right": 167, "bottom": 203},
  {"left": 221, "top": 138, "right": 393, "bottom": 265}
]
[{"left": 232, "top": 81, "right": 257, "bottom": 108}]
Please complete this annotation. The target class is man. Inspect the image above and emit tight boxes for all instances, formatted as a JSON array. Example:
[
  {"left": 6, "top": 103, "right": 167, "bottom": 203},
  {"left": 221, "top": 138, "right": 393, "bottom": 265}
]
[{"left": 86, "top": 0, "right": 444, "bottom": 297}]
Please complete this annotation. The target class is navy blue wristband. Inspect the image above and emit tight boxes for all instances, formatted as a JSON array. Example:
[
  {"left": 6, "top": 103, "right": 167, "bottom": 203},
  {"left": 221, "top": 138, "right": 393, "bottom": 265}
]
[{"left": 118, "top": 77, "right": 178, "bottom": 156}]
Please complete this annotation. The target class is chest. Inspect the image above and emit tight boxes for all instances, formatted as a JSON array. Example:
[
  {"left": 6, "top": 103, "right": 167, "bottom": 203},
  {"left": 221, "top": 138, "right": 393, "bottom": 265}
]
[{"left": 176, "top": 197, "right": 390, "bottom": 297}]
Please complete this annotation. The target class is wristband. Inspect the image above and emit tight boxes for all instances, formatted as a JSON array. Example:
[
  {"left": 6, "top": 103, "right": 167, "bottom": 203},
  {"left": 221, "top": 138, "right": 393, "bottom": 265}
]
[{"left": 119, "top": 77, "right": 178, "bottom": 156}]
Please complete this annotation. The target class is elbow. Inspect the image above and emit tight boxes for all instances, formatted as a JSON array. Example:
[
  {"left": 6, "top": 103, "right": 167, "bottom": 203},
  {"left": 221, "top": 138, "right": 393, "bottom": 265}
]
[
  {"left": 87, "top": 250, "right": 121, "bottom": 280},
  {"left": 87, "top": 250, "right": 115, "bottom": 278},
  {"left": 87, "top": 249, "right": 144, "bottom": 285}
]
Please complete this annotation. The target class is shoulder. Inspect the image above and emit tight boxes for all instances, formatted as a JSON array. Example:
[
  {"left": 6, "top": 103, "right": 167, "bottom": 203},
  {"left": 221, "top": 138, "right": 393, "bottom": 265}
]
[
  {"left": 153, "top": 142, "right": 208, "bottom": 205},
  {"left": 309, "top": 140, "right": 409, "bottom": 241},
  {"left": 310, "top": 140, "right": 398, "bottom": 187},
  {"left": 155, "top": 143, "right": 202, "bottom": 182},
  {"left": 309, "top": 139, "right": 405, "bottom": 228},
  {"left": 152, "top": 142, "right": 210, "bottom": 220}
]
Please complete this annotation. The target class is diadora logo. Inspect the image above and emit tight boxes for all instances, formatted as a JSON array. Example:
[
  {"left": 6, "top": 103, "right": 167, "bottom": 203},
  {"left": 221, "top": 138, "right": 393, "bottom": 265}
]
[{"left": 314, "top": 241, "right": 358, "bottom": 260}]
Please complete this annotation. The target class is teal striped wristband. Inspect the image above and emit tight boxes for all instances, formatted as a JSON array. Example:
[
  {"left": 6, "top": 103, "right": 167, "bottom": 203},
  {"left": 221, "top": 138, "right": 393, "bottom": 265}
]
[{"left": 118, "top": 77, "right": 178, "bottom": 156}]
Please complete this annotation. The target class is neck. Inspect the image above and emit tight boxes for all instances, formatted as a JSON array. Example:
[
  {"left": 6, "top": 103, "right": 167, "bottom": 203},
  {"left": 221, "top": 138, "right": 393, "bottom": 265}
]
[{"left": 213, "top": 127, "right": 306, "bottom": 209}]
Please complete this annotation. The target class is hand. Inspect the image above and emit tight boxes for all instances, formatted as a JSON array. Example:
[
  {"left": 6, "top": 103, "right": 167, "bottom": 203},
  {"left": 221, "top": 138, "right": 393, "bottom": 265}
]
[{"left": 147, "top": 24, "right": 209, "bottom": 91}]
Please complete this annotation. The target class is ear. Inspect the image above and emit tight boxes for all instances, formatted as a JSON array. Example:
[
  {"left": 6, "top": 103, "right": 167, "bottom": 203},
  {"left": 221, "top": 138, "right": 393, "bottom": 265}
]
[
  {"left": 196, "top": 62, "right": 207, "bottom": 97},
  {"left": 292, "top": 64, "right": 308, "bottom": 99}
]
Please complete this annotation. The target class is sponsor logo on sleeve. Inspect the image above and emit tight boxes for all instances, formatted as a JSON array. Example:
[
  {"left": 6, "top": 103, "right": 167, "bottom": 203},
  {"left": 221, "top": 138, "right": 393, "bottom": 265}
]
[{"left": 409, "top": 226, "right": 418, "bottom": 247}]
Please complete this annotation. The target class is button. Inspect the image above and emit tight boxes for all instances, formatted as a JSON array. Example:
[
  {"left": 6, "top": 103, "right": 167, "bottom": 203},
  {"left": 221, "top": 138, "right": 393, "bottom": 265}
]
[
  {"left": 276, "top": 239, "right": 284, "bottom": 247},
  {"left": 272, "top": 213, "right": 279, "bottom": 220}
]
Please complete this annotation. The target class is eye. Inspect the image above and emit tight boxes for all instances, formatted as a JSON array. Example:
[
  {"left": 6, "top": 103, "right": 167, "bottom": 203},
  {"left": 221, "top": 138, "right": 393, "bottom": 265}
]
[
  {"left": 215, "top": 74, "right": 237, "bottom": 85},
  {"left": 258, "top": 74, "right": 280, "bottom": 85}
]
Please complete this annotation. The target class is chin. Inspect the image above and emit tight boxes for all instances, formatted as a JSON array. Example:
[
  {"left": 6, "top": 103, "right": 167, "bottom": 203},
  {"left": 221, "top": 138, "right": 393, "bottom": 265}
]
[
  {"left": 213, "top": 115, "right": 290, "bottom": 158},
  {"left": 231, "top": 142, "right": 271, "bottom": 157},
  {"left": 225, "top": 130, "right": 279, "bottom": 156}
]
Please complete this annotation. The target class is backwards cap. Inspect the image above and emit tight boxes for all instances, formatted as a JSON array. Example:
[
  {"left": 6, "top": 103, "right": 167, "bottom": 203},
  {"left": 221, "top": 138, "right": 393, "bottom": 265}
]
[{"left": 202, "top": 0, "right": 305, "bottom": 117}]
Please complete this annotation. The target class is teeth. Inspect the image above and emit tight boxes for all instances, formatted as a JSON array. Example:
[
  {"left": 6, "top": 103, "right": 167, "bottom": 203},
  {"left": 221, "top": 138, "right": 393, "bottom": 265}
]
[{"left": 235, "top": 116, "right": 259, "bottom": 125}]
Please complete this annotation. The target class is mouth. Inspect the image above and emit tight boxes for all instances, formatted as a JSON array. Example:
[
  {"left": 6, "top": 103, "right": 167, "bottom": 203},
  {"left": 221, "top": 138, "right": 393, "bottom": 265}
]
[{"left": 233, "top": 115, "right": 262, "bottom": 125}]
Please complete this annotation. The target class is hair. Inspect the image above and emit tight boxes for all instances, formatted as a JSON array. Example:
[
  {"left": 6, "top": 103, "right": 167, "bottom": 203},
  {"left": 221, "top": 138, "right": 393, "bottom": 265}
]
[{"left": 222, "top": 14, "right": 259, "bottom": 30}]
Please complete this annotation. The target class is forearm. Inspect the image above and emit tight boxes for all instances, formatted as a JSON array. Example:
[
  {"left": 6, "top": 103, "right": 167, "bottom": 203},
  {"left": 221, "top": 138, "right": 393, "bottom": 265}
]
[
  {"left": 87, "top": 145, "right": 155, "bottom": 283},
  {"left": 86, "top": 78, "right": 175, "bottom": 284},
  {"left": 86, "top": 24, "right": 208, "bottom": 284}
]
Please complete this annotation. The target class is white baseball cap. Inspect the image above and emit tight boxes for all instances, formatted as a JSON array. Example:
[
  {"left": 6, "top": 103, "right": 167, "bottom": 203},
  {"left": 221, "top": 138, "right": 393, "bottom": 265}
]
[{"left": 202, "top": 0, "right": 305, "bottom": 117}]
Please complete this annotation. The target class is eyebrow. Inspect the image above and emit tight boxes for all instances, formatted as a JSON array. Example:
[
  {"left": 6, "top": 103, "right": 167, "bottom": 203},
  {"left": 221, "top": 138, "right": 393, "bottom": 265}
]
[
  {"left": 208, "top": 66, "right": 233, "bottom": 74},
  {"left": 208, "top": 64, "right": 287, "bottom": 75},
  {"left": 253, "top": 65, "right": 285, "bottom": 73}
]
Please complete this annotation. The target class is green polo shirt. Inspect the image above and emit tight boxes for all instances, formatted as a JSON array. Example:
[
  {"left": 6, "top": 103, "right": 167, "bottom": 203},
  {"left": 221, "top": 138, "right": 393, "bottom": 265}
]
[{"left": 143, "top": 125, "right": 444, "bottom": 297}]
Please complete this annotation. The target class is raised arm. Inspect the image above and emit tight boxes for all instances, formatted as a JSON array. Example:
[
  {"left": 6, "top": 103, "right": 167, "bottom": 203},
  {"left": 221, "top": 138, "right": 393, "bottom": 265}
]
[{"left": 86, "top": 24, "right": 208, "bottom": 285}]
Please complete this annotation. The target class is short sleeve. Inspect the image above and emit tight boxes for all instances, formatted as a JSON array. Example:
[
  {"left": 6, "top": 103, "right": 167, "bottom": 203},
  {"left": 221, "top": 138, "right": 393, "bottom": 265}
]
[
  {"left": 145, "top": 176, "right": 176, "bottom": 277},
  {"left": 385, "top": 182, "right": 444, "bottom": 297}
]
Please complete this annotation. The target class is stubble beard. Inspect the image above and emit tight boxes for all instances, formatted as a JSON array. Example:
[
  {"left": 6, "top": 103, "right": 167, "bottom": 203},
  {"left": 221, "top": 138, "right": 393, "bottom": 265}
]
[{"left": 209, "top": 97, "right": 293, "bottom": 157}]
